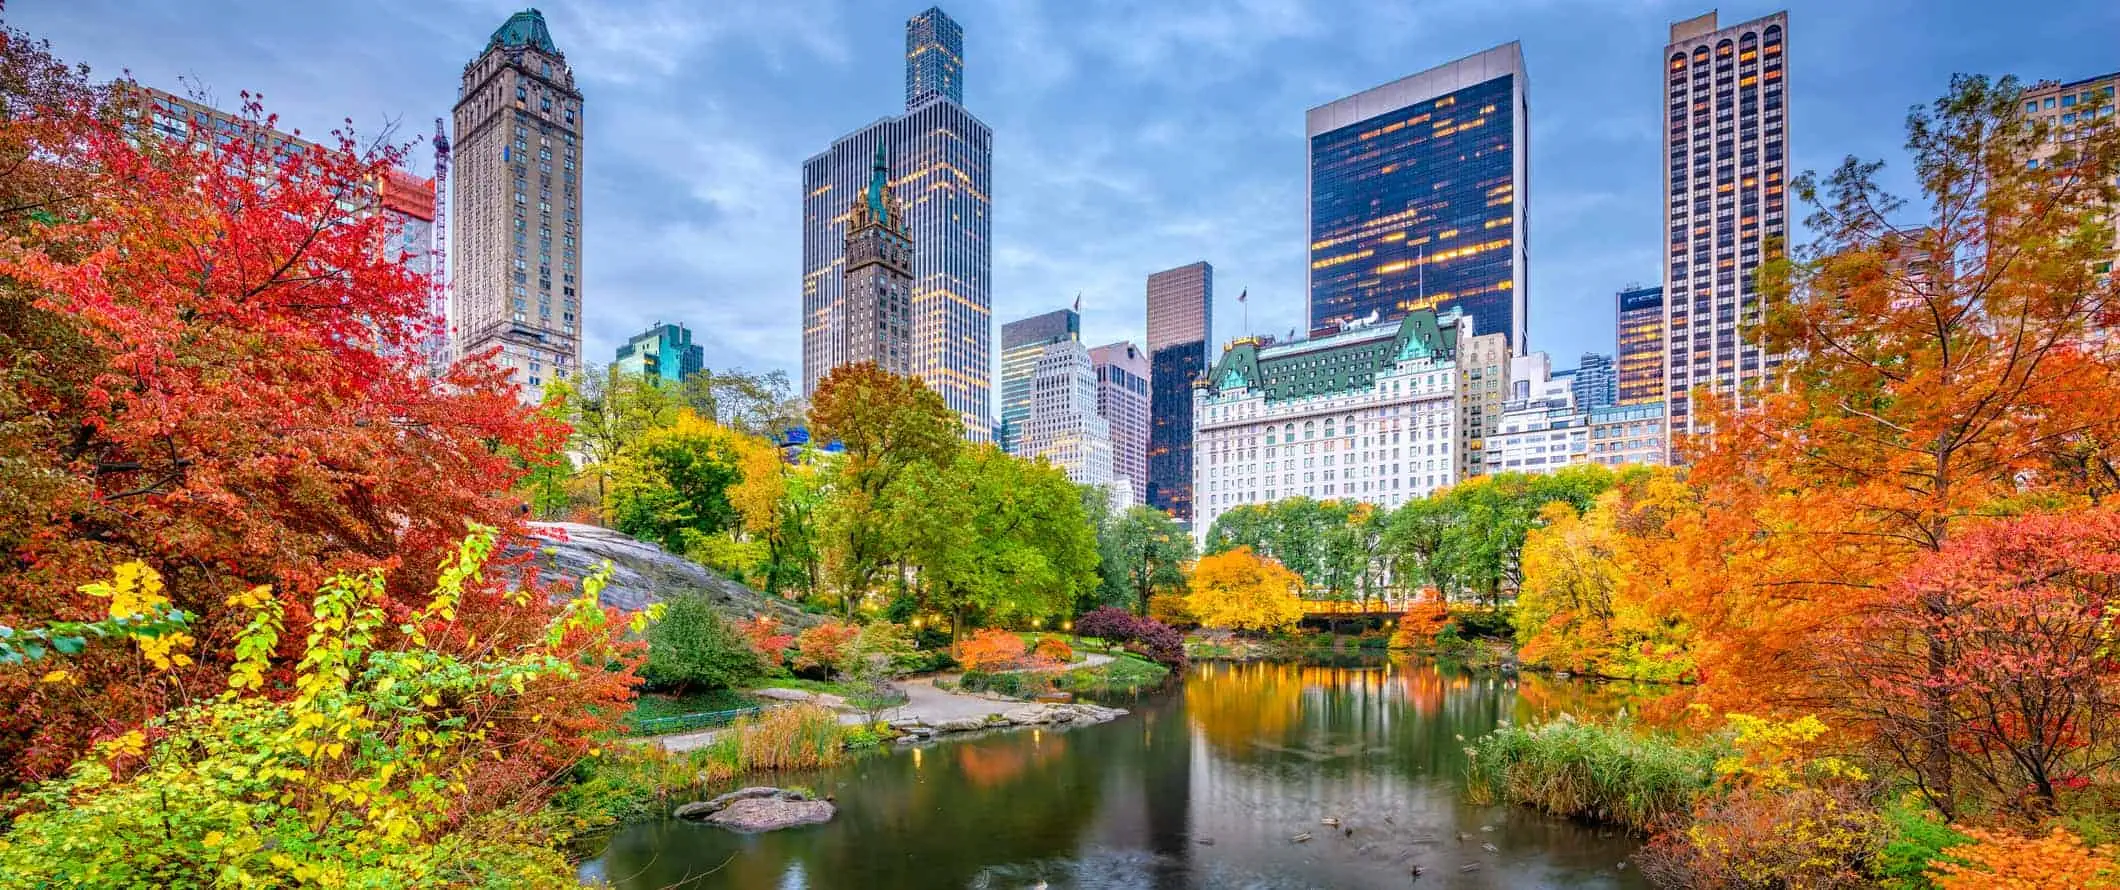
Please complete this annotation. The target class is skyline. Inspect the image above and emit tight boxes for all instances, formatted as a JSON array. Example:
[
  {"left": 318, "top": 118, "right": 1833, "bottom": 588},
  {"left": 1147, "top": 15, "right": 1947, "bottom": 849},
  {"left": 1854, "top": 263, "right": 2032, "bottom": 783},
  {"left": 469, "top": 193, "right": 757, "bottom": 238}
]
[{"left": 14, "top": 0, "right": 2120, "bottom": 396}]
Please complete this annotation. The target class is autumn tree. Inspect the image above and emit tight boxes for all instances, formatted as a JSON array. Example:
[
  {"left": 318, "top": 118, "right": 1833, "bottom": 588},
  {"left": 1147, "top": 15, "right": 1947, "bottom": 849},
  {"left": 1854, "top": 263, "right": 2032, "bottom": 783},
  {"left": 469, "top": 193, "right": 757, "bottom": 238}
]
[
  {"left": 1675, "top": 75, "right": 2120, "bottom": 815},
  {"left": 729, "top": 436, "right": 822, "bottom": 598},
  {"left": 675, "top": 367, "right": 804, "bottom": 440},
  {"left": 547, "top": 364, "right": 682, "bottom": 518},
  {"left": 808, "top": 362, "right": 959, "bottom": 613},
  {"left": 604, "top": 412, "right": 745, "bottom": 555},
  {"left": 0, "top": 35, "right": 563, "bottom": 782},
  {"left": 1514, "top": 467, "right": 1697, "bottom": 681},
  {"left": 1187, "top": 546, "right": 1306, "bottom": 634}
]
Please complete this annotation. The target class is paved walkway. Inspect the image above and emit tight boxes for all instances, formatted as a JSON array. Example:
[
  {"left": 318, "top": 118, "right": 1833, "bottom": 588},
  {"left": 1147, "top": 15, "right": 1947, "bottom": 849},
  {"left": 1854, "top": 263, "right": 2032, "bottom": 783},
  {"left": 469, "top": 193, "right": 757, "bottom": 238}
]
[{"left": 648, "top": 653, "right": 1117, "bottom": 753}]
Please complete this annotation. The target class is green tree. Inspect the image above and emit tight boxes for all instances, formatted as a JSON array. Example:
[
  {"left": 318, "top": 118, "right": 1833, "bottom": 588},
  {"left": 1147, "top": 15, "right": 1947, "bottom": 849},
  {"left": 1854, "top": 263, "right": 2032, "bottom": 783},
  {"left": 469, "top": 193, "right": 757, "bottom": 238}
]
[
  {"left": 1101, "top": 505, "right": 1195, "bottom": 616},
  {"left": 550, "top": 365, "right": 682, "bottom": 518},
  {"left": 641, "top": 591, "right": 765, "bottom": 693},
  {"left": 676, "top": 368, "right": 805, "bottom": 440},
  {"left": 894, "top": 446, "right": 1098, "bottom": 641},
  {"left": 809, "top": 362, "right": 960, "bottom": 615},
  {"left": 606, "top": 413, "right": 745, "bottom": 554}
]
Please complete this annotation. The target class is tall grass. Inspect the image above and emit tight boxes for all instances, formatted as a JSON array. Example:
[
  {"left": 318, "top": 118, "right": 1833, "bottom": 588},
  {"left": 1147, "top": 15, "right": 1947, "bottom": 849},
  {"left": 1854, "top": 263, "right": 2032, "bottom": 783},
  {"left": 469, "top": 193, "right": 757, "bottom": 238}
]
[
  {"left": 703, "top": 703, "right": 847, "bottom": 775},
  {"left": 1464, "top": 715, "right": 1720, "bottom": 833}
]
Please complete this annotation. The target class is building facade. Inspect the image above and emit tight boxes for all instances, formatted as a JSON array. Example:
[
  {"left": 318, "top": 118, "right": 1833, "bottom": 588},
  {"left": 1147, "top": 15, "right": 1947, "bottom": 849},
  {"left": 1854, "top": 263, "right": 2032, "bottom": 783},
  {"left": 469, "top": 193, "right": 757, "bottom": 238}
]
[
  {"left": 1615, "top": 284, "right": 1666, "bottom": 406},
  {"left": 999, "top": 308, "right": 1081, "bottom": 444},
  {"left": 1587, "top": 402, "right": 1668, "bottom": 468},
  {"left": 803, "top": 7, "right": 992, "bottom": 440},
  {"left": 1146, "top": 262, "right": 1212, "bottom": 523},
  {"left": 1492, "top": 393, "right": 1588, "bottom": 476},
  {"left": 1192, "top": 310, "right": 1466, "bottom": 541},
  {"left": 1570, "top": 353, "right": 1617, "bottom": 411},
  {"left": 841, "top": 144, "right": 915, "bottom": 377},
  {"left": 1090, "top": 342, "right": 1151, "bottom": 506},
  {"left": 1307, "top": 43, "right": 1530, "bottom": 353},
  {"left": 613, "top": 322, "right": 704, "bottom": 384},
  {"left": 1000, "top": 311, "right": 1114, "bottom": 490},
  {"left": 2022, "top": 73, "right": 2119, "bottom": 288},
  {"left": 1662, "top": 10, "right": 1789, "bottom": 445},
  {"left": 1456, "top": 320, "right": 1508, "bottom": 479}
]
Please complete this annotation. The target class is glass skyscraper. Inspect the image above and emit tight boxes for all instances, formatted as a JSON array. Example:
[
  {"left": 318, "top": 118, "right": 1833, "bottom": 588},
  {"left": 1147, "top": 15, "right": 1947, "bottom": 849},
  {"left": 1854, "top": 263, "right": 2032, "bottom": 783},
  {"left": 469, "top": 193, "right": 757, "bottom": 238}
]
[
  {"left": 613, "top": 322, "right": 704, "bottom": 384},
  {"left": 1307, "top": 43, "right": 1529, "bottom": 354},
  {"left": 803, "top": 7, "right": 992, "bottom": 441},
  {"left": 998, "top": 308, "right": 1080, "bottom": 441},
  {"left": 1615, "top": 284, "right": 1666, "bottom": 406},
  {"left": 1146, "top": 262, "right": 1211, "bottom": 523}
]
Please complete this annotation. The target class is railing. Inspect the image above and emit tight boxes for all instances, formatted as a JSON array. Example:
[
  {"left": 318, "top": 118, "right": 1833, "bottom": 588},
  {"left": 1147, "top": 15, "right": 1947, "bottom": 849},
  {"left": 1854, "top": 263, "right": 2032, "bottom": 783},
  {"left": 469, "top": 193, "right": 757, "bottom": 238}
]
[{"left": 631, "top": 706, "right": 761, "bottom": 736}]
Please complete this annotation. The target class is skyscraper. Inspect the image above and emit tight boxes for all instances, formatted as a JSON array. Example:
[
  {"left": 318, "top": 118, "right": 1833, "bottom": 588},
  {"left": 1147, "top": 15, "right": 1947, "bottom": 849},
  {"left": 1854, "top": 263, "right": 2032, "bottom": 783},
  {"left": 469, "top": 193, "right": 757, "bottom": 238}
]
[
  {"left": 999, "top": 308, "right": 1080, "bottom": 441},
  {"left": 1662, "top": 11, "right": 1789, "bottom": 444},
  {"left": 1090, "top": 342, "right": 1151, "bottom": 506},
  {"left": 1307, "top": 43, "right": 1530, "bottom": 353},
  {"left": 1570, "top": 353, "right": 1617, "bottom": 411},
  {"left": 613, "top": 323, "right": 704, "bottom": 384},
  {"left": 1000, "top": 308, "right": 1113, "bottom": 489},
  {"left": 2021, "top": 73, "right": 2120, "bottom": 288},
  {"left": 1146, "top": 262, "right": 1212, "bottom": 523},
  {"left": 803, "top": 7, "right": 992, "bottom": 440},
  {"left": 841, "top": 144, "right": 914, "bottom": 377},
  {"left": 1615, "top": 284, "right": 1666, "bottom": 406},
  {"left": 452, "top": 8, "right": 585, "bottom": 406}
]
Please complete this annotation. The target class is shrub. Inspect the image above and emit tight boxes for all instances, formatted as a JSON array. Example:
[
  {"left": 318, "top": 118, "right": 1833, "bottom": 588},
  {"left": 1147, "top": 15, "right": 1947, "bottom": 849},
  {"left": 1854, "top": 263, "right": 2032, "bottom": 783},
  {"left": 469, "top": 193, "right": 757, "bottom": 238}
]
[
  {"left": 957, "top": 628, "right": 1028, "bottom": 672},
  {"left": 643, "top": 593, "right": 765, "bottom": 693},
  {"left": 1032, "top": 636, "right": 1074, "bottom": 666},
  {"left": 1449, "top": 606, "right": 1515, "bottom": 640},
  {"left": 959, "top": 670, "right": 1042, "bottom": 699},
  {"left": 1874, "top": 797, "right": 1972, "bottom": 889},
  {"left": 1128, "top": 620, "right": 1187, "bottom": 668},
  {"left": 791, "top": 621, "right": 861, "bottom": 675},
  {"left": 1076, "top": 606, "right": 1139, "bottom": 643},
  {"left": 845, "top": 620, "right": 920, "bottom": 674},
  {"left": 1636, "top": 783, "right": 1889, "bottom": 889},
  {"left": 1389, "top": 602, "right": 1452, "bottom": 649},
  {"left": 735, "top": 615, "right": 795, "bottom": 666},
  {"left": 1928, "top": 827, "right": 2120, "bottom": 890},
  {"left": 1465, "top": 716, "right": 1719, "bottom": 833}
]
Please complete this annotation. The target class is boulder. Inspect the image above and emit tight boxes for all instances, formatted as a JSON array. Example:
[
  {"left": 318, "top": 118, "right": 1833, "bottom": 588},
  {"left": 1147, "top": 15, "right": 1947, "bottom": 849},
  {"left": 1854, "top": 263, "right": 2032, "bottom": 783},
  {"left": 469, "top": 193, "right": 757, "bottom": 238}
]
[
  {"left": 673, "top": 786, "right": 783, "bottom": 820},
  {"left": 705, "top": 797, "right": 836, "bottom": 832},
  {"left": 935, "top": 717, "right": 988, "bottom": 734},
  {"left": 1002, "top": 706, "right": 1052, "bottom": 725},
  {"left": 523, "top": 523, "right": 814, "bottom": 625}
]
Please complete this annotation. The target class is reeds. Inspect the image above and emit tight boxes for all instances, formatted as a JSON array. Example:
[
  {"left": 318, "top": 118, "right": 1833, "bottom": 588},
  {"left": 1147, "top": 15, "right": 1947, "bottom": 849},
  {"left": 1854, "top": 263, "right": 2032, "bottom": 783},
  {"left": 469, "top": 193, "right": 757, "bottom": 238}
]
[{"left": 1464, "top": 715, "right": 1719, "bottom": 833}]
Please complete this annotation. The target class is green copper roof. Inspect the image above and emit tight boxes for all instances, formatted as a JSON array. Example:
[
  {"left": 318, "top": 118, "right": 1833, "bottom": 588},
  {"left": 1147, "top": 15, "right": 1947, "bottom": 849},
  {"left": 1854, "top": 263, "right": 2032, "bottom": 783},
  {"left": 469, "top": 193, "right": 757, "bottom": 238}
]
[
  {"left": 866, "top": 142, "right": 890, "bottom": 218},
  {"left": 490, "top": 9, "right": 558, "bottom": 54},
  {"left": 1203, "top": 309, "right": 1458, "bottom": 403}
]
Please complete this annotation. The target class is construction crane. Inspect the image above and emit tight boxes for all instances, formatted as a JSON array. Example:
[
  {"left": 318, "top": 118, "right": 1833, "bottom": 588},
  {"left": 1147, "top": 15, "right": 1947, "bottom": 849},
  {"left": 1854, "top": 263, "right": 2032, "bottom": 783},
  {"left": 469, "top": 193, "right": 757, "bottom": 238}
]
[{"left": 428, "top": 117, "right": 452, "bottom": 370}]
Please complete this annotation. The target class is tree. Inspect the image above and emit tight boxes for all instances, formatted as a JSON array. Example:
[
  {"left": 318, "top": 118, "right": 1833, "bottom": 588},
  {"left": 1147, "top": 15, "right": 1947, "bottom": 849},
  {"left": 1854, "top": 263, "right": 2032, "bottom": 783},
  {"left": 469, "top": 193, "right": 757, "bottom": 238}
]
[
  {"left": 1514, "top": 467, "right": 1697, "bottom": 682},
  {"left": 730, "top": 436, "right": 822, "bottom": 599},
  {"left": 605, "top": 412, "right": 746, "bottom": 555},
  {"left": 550, "top": 365, "right": 682, "bottom": 518},
  {"left": 641, "top": 591, "right": 764, "bottom": 694},
  {"left": 893, "top": 446, "right": 1098, "bottom": 639},
  {"left": 1674, "top": 75, "right": 2120, "bottom": 816},
  {"left": 1187, "top": 546, "right": 1306, "bottom": 634},
  {"left": 676, "top": 368, "right": 804, "bottom": 440},
  {"left": 1101, "top": 505, "right": 1194, "bottom": 616},
  {"left": 808, "top": 363, "right": 959, "bottom": 613},
  {"left": 0, "top": 38, "right": 562, "bottom": 782}
]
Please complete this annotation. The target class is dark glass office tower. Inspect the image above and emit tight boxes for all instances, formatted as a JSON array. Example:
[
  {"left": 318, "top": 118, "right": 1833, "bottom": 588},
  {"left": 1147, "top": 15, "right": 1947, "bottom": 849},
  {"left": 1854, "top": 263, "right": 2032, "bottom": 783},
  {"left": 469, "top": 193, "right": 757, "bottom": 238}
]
[
  {"left": 1307, "top": 43, "right": 1529, "bottom": 353},
  {"left": 1146, "top": 262, "right": 1211, "bottom": 524},
  {"left": 1615, "top": 284, "right": 1666, "bottom": 406},
  {"left": 905, "top": 7, "right": 964, "bottom": 107}
]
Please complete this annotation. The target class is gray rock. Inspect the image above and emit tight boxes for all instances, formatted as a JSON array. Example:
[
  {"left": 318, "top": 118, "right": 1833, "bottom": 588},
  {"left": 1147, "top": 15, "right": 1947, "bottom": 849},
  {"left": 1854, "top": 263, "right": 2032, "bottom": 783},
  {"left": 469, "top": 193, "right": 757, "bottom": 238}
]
[
  {"left": 523, "top": 523, "right": 815, "bottom": 625},
  {"left": 673, "top": 786, "right": 783, "bottom": 820},
  {"left": 705, "top": 797, "right": 836, "bottom": 832},
  {"left": 752, "top": 688, "right": 819, "bottom": 703},
  {"left": 935, "top": 717, "right": 988, "bottom": 734},
  {"left": 1002, "top": 706, "right": 1052, "bottom": 725}
]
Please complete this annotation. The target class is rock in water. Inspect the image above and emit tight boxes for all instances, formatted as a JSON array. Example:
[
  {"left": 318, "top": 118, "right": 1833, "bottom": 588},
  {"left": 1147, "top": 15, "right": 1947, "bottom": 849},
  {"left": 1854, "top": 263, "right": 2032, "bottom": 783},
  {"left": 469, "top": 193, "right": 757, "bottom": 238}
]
[
  {"left": 524, "top": 523, "right": 815, "bottom": 624},
  {"left": 704, "top": 797, "right": 836, "bottom": 833}
]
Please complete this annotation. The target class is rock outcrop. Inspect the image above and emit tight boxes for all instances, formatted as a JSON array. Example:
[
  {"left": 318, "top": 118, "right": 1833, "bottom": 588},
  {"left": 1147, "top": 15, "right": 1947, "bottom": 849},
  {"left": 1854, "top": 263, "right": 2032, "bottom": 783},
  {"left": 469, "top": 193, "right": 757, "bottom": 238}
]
[
  {"left": 523, "top": 522, "right": 813, "bottom": 625},
  {"left": 886, "top": 703, "right": 1127, "bottom": 742},
  {"left": 673, "top": 786, "right": 834, "bottom": 832}
]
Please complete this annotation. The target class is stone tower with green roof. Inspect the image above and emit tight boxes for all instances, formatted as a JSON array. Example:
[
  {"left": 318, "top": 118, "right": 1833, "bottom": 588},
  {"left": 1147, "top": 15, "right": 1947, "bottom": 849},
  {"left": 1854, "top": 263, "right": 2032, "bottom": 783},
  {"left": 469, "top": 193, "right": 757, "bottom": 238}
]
[
  {"left": 841, "top": 143, "right": 913, "bottom": 376},
  {"left": 450, "top": 8, "right": 585, "bottom": 406}
]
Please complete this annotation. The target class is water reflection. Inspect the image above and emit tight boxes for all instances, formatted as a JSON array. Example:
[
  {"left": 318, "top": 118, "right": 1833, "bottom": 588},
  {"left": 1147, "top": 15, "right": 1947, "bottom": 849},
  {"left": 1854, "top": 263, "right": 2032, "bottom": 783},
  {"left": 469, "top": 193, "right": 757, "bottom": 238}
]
[{"left": 590, "top": 658, "right": 1648, "bottom": 889}]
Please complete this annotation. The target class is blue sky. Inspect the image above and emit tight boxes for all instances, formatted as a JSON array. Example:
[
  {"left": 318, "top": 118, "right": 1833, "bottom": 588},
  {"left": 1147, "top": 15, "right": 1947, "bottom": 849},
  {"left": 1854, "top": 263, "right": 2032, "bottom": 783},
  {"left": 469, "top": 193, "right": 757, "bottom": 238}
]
[{"left": 13, "top": 0, "right": 2120, "bottom": 383}]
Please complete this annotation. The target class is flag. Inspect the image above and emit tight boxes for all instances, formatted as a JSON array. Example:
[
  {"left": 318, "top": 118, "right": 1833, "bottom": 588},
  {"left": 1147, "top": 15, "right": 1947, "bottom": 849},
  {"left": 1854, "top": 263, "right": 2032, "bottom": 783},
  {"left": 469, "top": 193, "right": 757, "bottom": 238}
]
[
  {"left": 1238, "top": 288, "right": 1248, "bottom": 303},
  {"left": 1073, "top": 292, "right": 1082, "bottom": 313}
]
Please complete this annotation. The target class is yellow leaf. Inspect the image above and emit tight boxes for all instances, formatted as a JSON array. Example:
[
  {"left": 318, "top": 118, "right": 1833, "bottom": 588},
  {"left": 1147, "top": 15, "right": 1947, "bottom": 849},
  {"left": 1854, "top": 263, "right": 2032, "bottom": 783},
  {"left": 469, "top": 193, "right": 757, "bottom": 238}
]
[
  {"left": 39, "top": 670, "right": 70, "bottom": 684},
  {"left": 420, "top": 692, "right": 440, "bottom": 707},
  {"left": 203, "top": 830, "right": 226, "bottom": 848}
]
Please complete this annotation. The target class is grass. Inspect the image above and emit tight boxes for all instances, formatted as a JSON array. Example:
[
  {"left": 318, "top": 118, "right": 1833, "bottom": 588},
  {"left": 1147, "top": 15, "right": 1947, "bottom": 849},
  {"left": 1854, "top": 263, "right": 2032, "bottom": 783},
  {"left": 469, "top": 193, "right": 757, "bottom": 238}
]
[
  {"left": 705, "top": 703, "right": 849, "bottom": 777},
  {"left": 1058, "top": 653, "right": 1171, "bottom": 697},
  {"left": 619, "top": 689, "right": 751, "bottom": 736},
  {"left": 1464, "top": 714, "right": 1721, "bottom": 833}
]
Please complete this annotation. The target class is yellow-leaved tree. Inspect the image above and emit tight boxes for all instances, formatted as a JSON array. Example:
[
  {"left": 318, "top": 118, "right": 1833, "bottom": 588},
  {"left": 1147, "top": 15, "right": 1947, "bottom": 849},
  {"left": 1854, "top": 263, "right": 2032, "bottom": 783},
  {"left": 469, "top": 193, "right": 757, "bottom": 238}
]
[{"left": 1187, "top": 546, "right": 1305, "bottom": 633}]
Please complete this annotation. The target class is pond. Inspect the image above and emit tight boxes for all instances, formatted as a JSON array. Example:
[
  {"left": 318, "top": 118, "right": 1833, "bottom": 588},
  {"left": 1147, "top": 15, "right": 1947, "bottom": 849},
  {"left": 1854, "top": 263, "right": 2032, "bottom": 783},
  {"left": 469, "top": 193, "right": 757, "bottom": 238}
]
[{"left": 583, "top": 657, "right": 1654, "bottom": 889}]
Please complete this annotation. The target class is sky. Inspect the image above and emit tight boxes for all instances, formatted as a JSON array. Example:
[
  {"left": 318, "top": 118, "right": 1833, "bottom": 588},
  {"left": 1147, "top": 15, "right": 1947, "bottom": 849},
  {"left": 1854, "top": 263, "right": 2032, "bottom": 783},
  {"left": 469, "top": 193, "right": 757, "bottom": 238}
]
[{"left": 11, "top": 0, "right": 2120, "bottom": 387}]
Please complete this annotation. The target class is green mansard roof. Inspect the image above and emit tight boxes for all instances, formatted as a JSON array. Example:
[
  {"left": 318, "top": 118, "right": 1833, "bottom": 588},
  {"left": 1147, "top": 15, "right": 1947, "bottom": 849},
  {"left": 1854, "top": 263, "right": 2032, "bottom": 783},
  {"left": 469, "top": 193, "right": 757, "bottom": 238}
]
[
  {"left": 1202, "top": 309, "right": 1457, "bottom": 403},
  {"left": 489, "top": 9, "right": 558, "bottom": 55}
]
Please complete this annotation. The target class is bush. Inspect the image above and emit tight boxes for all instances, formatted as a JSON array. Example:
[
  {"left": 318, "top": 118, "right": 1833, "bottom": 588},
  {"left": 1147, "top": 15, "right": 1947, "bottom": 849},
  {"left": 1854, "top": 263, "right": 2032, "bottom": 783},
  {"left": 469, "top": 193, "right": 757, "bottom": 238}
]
[
  {"left": 1465, "top": 716, "right": 1719, "bottom": 833},
  {"left": 1874, "top": 797, "right": 1972, "bottom": 889},
  {"left": 1389, "top": 603, "right": 1452, "bottom": 649},
  {"left": 791, "top": 621, "right": 860, "bottom": 675},
  {"left": 1449, "top": 606, "right": 1515, "bottom": 640},
  {"left": 846, "top": 621, "right": 920, "bottom": 674},
  {"left": 1636, "top": 783, "right": 1889, "bottom": 889},
  {"left": 1075, "top": 606, "right": 1139, "bottom": 643},
  {"left": 1128, "top": 620, "right": 1187, "bottom": 668},
  {"left": 1928, "top": 826, "right": 2120, "bottom": 889},
  {"left": 734, "top": 615, "right": 795, "bottom": 666},
  {"left": 957, "top": 670, "right": 1042, "bottom": 699},
  {"left": 732, "top": 704, "right": 846, "bottom": 771},
  {"left": 643, "top": 593, "right": 765, "bottom": 693},
  {"left": 957, "top": 628, "right": 1028, "bottom": 671},
  {"left": 1032, "top": 636, "right": 1074, "bottom": 665}
]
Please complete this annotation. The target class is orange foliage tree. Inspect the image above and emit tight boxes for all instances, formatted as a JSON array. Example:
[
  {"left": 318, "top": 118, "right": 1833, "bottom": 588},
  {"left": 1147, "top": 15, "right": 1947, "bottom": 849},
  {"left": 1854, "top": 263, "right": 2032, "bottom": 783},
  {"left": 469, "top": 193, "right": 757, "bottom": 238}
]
[
  {"left": 1186, "top": 547, "right": 1305, "bottom": 634},
  {"left": 955, "top": 628, "right": 1027, "bottom": 672},
  {"left": 791, "top": 620, "right": 860, "bottom": 675},
  {"left": 1931, "top": 827, "right": 2120, "bottom": 890},
  {"left": 1667, "top": 75, "right": 2120, "bottom": 816},
  {"left": 0, "top": 33, "right": 574, "bottom": 783}
]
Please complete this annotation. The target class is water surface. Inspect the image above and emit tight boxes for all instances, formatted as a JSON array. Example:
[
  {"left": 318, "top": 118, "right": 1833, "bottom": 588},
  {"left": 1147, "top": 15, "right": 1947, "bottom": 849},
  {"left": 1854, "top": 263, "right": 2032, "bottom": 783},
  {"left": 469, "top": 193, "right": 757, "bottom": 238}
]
[{"left": 585, "top": 658, "right": 1650, "bottom": 889}]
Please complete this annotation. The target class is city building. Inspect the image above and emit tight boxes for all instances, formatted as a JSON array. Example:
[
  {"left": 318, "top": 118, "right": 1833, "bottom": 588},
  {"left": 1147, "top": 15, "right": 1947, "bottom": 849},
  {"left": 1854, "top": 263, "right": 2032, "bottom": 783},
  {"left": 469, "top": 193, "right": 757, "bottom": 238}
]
[
  {"left": 1491, "top": 353, "right": 1587, "bottom": 475},
  {"left": 1191, "top": 309, "right": 1467, "bottom": 541},
  {"left": 1090, "top": 342, "right": 1152, "bottom": 506},
  {"left": 1456, "top": 321, "right": 1508, "bottom": 479},
  {"left": 1000, "top": 309, "right": 1114, "bottom": 490},
  {"left": 1307, "top": 42, "right": 1530, "bottom": 353},
  {"left": 840, "top": 144, "right": 914, "bottom": 376},
  {"left": 1662, "top": 10, "right": 1790, "bottom": 446},
  {"left": 451, "top": 8, "right": 585, "bottom": 405},
  {"left": 2022, "top": 73, "right": 2119, "bottom": 288},
  {"left": 1587, "top": 402, "right": 1668, "bottom": 467},
  {"left": 999, "top": 308, "right": 1081, "bottom": 444},
  {"left": 1615, "top": 284, "right": 1667, "bottom": 406},
  {"left": 803, "top": 7, "right": 992, "bottom": 440},
  {"left": 1570, "top": 353, "right": 1617, "bottom": 411},
  {"left": 612, "top": 322, "right": 704, "bottom": 385},
  {"left": 1146, "top": 262, "right": 1212, "bottom": 523},
  {"left": 123, "top": 86, "right": 443, "bottom": 367}
]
